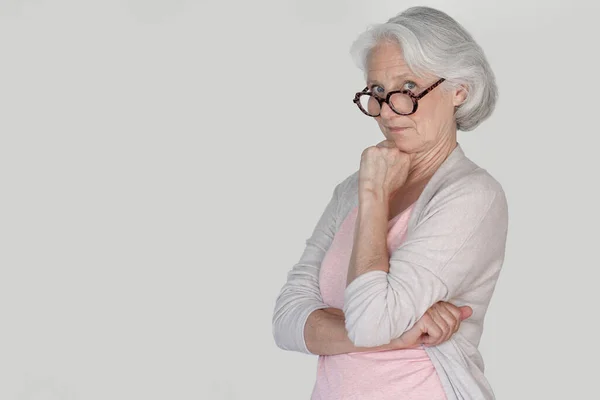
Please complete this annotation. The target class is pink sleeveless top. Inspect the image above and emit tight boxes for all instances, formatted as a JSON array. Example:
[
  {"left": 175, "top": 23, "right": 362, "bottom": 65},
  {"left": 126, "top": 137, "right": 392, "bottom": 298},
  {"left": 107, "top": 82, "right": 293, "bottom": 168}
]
[{"left": 311, "top": 204, "right": 447, "bottom": 400}]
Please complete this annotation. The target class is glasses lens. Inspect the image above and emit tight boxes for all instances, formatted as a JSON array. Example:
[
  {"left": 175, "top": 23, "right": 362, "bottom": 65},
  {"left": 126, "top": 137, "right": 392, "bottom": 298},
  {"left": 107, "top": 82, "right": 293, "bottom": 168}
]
[
  {"left": 389, "top": 93, "right": 414, "bottom": 114},
  {"left": 358, "top": 94, "right": 381, "bottom": 116}
]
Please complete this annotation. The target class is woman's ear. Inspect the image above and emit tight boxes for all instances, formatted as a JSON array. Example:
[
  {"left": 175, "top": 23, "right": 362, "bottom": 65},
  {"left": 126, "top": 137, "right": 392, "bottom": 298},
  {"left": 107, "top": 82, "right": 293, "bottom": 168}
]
[{"left": 452, "top": 84, "right": 468, "bottom": 107}]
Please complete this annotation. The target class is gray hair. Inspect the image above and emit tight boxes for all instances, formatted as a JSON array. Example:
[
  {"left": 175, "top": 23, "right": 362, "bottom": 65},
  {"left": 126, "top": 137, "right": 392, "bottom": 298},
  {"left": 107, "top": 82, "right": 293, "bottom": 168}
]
[{"left": 350, "top": 6, "right": 497, "bottom": 131}]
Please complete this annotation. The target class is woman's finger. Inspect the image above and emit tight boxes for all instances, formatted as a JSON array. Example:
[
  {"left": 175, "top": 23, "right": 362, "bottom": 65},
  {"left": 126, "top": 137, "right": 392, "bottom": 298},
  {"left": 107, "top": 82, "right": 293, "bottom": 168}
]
[
  {"left": 420, "top": 307, "right": 446, "bottom": 346},
  {"left": 376, "top": 139, "right": 396, "bottom": 148},
  {"left": 431, "top": 303, "right": 454, "bottom": 345},
  {"left": 459, "top": 306, "right": 473, "bottom": 321},
  {"left": 436, "top": 303, "right": 461, "bottom": 340}
]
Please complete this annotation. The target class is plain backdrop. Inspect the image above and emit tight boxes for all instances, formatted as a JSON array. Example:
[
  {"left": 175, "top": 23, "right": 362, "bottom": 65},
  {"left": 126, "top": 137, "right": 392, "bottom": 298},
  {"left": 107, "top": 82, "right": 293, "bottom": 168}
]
[{"left": 1, "top": 0, "right": 599, "bottom": 399}]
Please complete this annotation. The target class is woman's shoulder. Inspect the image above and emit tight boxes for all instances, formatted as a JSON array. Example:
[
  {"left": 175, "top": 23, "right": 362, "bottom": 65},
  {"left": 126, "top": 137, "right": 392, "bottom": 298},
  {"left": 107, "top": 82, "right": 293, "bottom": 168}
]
[
  {"left": 433, "top": 145, "right": 506, "bottom": 197},
  {"left": 424, "top": 153, "right": 508, "bottom": 229},
  {"left": 444, "top": 161, "right": 504, "bottom": 194},
  {"left": 415, "top": 147, "right": 508, "bottom": 224}
]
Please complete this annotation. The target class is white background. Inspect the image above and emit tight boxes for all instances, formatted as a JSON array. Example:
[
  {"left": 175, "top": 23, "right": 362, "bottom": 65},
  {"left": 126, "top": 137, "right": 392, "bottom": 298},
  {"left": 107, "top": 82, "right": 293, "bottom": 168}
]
[{"left": 1, "top": 0, "right": 599, "bottom": 399}]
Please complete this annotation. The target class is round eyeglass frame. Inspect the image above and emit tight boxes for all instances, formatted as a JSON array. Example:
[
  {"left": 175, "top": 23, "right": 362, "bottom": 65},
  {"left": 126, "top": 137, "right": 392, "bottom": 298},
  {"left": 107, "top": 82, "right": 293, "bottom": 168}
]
[{"left": 353, "top": 78, "right": 446, "bottom": 117}]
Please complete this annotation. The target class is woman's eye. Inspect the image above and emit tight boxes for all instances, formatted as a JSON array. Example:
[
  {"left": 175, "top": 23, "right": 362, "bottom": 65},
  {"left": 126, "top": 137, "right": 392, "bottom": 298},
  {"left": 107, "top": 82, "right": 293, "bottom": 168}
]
[
  {"left": 403, "top": 81, "right": 417, "bottom": 91},
  {"left": 372, "top": 86, "right": 385, "bottom": 95}
]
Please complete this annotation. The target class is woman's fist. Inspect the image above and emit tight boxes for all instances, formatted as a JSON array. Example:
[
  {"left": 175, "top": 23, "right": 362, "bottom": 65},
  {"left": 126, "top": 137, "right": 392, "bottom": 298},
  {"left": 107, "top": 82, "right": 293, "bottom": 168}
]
[
  {"left": 390, "top": 302, "right": 473, "bottom": 349},
  {"left": 358, "top": 140, "right": 411, "bottom": 203}
]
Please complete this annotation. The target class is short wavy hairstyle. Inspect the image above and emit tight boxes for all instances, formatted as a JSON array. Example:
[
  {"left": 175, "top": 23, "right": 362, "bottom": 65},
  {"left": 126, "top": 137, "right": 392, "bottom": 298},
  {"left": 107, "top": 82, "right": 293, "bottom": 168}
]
[{"left": 350, "top": 6, "right": 498, "bottom": 131}]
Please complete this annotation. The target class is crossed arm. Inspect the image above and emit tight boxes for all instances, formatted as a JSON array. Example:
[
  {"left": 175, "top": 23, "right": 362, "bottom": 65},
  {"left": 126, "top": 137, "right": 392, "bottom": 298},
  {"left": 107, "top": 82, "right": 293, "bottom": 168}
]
[
  {"left": 272, "top": 175, "right": 507, "bottom": 355},
  {"left": 304, "top": 303, "right": 471, "bottom": 355},
  {"left": 304, "top": 191, "right": 470, "bottom": 355}
]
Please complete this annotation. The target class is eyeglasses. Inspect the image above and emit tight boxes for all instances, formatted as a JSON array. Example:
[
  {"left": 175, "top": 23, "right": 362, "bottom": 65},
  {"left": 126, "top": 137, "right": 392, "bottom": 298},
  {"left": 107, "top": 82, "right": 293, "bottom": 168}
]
[{"left": 353, "top": 78, "right": 445, "bottom": 117}]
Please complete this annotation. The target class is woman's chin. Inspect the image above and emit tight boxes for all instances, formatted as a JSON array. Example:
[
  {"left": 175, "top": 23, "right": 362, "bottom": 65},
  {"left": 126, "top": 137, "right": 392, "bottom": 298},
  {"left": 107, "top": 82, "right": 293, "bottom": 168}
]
[{"left": 385, "top": 137, "right": 414, "bottom": 152}]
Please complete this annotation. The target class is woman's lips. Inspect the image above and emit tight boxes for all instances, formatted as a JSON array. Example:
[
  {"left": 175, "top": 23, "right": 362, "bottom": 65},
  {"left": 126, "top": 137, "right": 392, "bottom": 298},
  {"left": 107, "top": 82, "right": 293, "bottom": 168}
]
[{"left": 388, "top": 127, "right": 409, "bottom": 133}]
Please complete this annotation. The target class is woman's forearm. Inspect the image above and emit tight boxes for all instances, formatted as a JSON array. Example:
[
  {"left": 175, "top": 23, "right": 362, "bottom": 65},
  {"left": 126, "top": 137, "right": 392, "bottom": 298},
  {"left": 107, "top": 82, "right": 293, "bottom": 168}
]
[
  {"left": 304, "top": 308, "right": 405, "bottom": 355},
  {"left": 304, "top": 192, "right": 403, "bottom": 355},
  {"left": 347, "top": 192, "right": 390, "bottom": 286}
]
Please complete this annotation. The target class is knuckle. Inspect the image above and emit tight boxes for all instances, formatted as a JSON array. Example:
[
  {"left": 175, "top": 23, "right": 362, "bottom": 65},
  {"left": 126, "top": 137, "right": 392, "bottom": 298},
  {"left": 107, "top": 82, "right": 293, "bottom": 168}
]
[{"left": 446, "top": 305, "right": 459, "bottom": 317}]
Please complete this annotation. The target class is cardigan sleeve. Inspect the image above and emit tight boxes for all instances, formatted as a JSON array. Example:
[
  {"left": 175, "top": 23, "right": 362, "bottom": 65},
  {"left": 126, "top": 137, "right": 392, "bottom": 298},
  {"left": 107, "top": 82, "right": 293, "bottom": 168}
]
[
  {"left": 272, "top": 180, "right": 344, "bottom": 354},
  {"left": 343, "top": 183, "right": 509, "bottom": 348}
]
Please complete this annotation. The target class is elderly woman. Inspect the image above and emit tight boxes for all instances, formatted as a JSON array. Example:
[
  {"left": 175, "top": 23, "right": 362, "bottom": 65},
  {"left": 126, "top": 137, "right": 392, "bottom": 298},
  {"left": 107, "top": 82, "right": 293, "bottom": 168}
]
[{"left": 272, "top": 6, "right": 508, "bottom": 400}]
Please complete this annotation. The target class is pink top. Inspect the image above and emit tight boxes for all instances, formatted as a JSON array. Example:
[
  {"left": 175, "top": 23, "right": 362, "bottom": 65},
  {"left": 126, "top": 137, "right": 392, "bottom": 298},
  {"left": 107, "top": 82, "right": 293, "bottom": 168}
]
[{"left": 312, "top": 203, "right": 447, "bottom": 400}]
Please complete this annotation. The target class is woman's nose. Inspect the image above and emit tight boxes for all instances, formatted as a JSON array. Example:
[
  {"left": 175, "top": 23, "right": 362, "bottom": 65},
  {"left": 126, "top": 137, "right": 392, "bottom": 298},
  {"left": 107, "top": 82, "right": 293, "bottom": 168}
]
[{"left": 379, "top": 101, "right": 397, "bottom": 119}]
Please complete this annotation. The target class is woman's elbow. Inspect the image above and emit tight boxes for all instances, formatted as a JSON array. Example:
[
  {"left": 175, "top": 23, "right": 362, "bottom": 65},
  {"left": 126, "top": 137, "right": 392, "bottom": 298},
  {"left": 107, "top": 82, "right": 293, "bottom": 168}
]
[
  {"left": 272, "top": 304, "right": 314, "bottom": 353},
  {"left": 272, "top": 307, "right": 293, "bottom": 351},
  {"left": 272, "top": 326, "right": 288, "bottom": 351},
  {"left": 345, "top": 318, "right": 392, "bottom": 348},
  {"left": 343, "top": 290, "right": 395, "bottom": 347}
]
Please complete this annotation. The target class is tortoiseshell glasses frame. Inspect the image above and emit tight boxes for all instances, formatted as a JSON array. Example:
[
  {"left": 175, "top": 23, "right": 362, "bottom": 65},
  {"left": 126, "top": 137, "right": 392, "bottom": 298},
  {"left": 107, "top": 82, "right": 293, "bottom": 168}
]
[{"left": 353, "top": 78, "right": 446, "bottom": 117}]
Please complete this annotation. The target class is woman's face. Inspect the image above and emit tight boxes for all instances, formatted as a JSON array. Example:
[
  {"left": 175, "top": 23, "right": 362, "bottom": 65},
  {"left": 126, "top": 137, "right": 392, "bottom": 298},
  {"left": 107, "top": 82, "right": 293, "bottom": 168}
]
[{"left": 366, "top": 41, "right": 465, "bottom": 154}]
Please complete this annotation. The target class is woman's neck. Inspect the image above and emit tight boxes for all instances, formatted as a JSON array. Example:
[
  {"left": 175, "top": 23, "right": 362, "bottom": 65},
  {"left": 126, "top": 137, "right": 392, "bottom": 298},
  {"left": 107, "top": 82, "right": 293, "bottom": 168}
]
[{"left": 405, "top": 138, "right": 457, "bottom": 189}]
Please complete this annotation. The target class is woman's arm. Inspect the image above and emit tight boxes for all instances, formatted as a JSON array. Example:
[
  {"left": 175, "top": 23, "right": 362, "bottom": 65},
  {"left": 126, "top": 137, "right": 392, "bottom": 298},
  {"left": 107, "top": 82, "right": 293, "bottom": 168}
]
[
  {"left": 343, "top": 184, "right": 508, "bottom": 347},
  {"left": 272, "top": 177, "right": 346, "bottom": 353},
  {"left": 272, "top": 171, "right": 471, "bottom": 356},
  {"left": 304, "top": 307, "right": 404, "bottom": 355},
  {"left": 272, "top": 174, "right": 393, "bottom": 356},
  {"left": 346, "top": 193, "right": 390, "bottom": 285},
  {"left": 305, "top": 302, "right": 472, "bottom": 355},
  {"left": 272, "top": 170, "right": 492, "bottom": 354}
]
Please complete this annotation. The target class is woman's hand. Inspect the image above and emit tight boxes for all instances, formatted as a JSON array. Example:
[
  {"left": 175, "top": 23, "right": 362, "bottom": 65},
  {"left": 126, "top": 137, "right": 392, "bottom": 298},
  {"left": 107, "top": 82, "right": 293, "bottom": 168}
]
[
  {"left": 358, "top": 139, "right": 411, "bottom": 203},
  {"left": 389, "top": 302, "right": 473, "bottom": 349}
]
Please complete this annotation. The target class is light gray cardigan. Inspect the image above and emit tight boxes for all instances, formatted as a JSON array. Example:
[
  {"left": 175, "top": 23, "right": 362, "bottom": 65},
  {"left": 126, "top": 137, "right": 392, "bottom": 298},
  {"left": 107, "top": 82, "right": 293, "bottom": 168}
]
[{"left": 272, "top": 143, "right": 509, "bottom": 400}]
